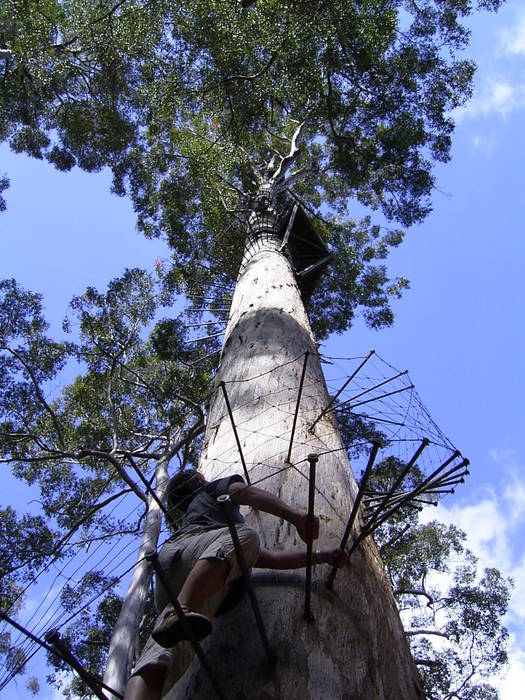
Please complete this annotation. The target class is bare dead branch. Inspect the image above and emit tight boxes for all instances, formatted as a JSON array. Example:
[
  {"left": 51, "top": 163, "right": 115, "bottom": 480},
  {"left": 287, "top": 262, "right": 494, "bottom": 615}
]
[
  {"left": 413, "top": 659, "right": 442, "bottom": 667},
  {"left": 394, "top": 587, "right": 434, "bottom": 607},
  {"left": 274, "top": 164, "right": 316, "bottom": 194},
  {"left": 270, "top": 121, "right": 306, "bottom": 186},
  {"left": 108, "top": 356, "right": 120, "bottom": 453},
  {"left": 405, "top": 629, "right": 449, "bottom": 639}
]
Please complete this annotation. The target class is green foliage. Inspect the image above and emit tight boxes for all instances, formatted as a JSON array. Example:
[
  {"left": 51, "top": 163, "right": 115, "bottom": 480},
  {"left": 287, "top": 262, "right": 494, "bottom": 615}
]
[
  {"left": 0, "top": 507, "right": 57, "bottom": 605},
  {"left": 0, "top": 271, "right": 215, "bottom": 694},
  {"left": 0, "top": 0, "right": 503, "bottom": 336},
  {"left": 0, "top": 627, "right": 25, "bottom": 690},
  {"left": 0, "top": 175, "right": 8, "bottom": 211},
  {"left": 46, "top": 571, "right": 123, "bottom": 699},
  {"left": 0, "top": 2, "right": 509, "bottom": 694},
  {"left": 306, "top": 217, "right": 410, "bottom": 338},
  {"left": 343, "top": 454, "right": 513, "bottom": 699},
  {"left": 25, "top": 675, "right": 40, "bottom": 696},
  {"left": 336, "top": 404, "right": 388, "bottom": 456},
  {"left": 1, "top": 270, "right": 210, "bottom": 474},
  {"left": 376, "top": 515, "right": 511, "bottom": 699}
]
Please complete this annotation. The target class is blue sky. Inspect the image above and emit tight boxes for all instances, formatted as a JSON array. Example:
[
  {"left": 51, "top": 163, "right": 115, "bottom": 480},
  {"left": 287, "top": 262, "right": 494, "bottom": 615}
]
[
  {"left": 342, "top": 2, "right": 525, "bottom": 695},
  {"left": 1, "top": 1, "right": 524, "bottom": 697}
]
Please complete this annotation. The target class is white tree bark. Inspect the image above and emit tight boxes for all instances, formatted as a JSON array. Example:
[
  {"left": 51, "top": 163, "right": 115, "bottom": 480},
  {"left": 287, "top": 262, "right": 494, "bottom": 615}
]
[
  {"left": 166, "top": 219, "right": 424, "bottom": 699},
  {"left": 103, "top": 455, "right": 170, "bottom": 698}
]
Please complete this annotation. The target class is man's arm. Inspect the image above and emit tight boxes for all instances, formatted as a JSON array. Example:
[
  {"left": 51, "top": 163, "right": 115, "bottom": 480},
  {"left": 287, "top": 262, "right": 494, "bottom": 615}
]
[
  {"left": 228, "top": 482, "right": 319, "bottom": 543},
  {"left": 255, "top": 548, "right": 348, "bottom": 570}
]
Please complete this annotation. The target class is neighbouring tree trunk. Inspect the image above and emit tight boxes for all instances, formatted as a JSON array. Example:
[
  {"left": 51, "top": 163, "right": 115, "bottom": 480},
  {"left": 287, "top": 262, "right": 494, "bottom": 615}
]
[
  {"left": 167, "top": 209, "right": 424, "bottom": 699},
  {"left": 104, "top": 455, "right": 171, "bottom": 697}
]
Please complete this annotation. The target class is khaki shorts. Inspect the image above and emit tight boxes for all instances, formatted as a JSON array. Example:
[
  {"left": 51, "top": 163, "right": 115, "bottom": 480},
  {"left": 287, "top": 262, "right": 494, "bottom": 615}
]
[{"left": 131, "top": 525, "right": 260, "bottom": 694}]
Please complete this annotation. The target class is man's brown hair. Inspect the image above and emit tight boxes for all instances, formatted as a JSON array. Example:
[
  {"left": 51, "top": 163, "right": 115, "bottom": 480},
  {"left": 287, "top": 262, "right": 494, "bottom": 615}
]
[{"left": 166, "top": 469, "right": 202, "bottom": 516}]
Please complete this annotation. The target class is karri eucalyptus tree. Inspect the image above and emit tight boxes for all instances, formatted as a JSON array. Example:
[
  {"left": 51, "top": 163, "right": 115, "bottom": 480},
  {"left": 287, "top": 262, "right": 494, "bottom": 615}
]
[
  {"left": 155, "top": 134, "right": 424, "bottom": 699},
  {"left": 0, "top": 0, "right": 507, "bottom": 698}
]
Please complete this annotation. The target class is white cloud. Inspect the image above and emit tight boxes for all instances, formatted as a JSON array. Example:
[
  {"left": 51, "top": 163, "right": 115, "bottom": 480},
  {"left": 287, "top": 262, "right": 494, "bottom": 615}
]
[
  {"left": 490, "top": 448, "right": 519, "bottom": 465},
  {"left": 495, "top": 637, "right": 525, "bottom": 700},
  {"left": 423, "top": 458, "right": 524, "bottom": 598},
  {"left": 454, "top": 78, "right": 525, "bottom": 122},
  {"left": 426, "top": 474, "right": 525, "bottom": 619},
  {"left": 500, "top": 14, "right": 525, "bottom": 56},
  {"left": 489, "top": 450, "right": 525, "bottom": 524},
  {"left": 503, "top": 476, "right": 525, "bottom": 523},
  {"left": 419, "top": 458, "right": 525, "bottom": 700},
  {"left": 423, "top": 491, "right": 511, "bottom": 571},
  {"left": 453, "top": 9, "right": 525, "bottom": 123},
  {"left": 471, "top": 134, "right": 497, "bottom": 155}
]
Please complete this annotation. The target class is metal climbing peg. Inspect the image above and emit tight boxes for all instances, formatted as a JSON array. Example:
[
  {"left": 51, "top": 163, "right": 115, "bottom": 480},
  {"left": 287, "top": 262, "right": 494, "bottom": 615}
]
[
  {"left": 286, "top": 352, "right": 309, "bottom": 464},
  {"left": 144, "top": 549, "right": 227, "bottom": 700},
  {"left": 304, "top": 452, "right": 318, "bottom": 621},
  {"left": 216, "top": 495, "right": 274, "bottom": 664},
  {"left": 44, "top": 629, "right": 114, "bottom": 700}
]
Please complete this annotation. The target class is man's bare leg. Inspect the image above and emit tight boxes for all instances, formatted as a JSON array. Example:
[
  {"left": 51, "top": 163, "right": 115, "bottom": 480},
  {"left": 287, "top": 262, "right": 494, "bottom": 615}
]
[
  {"left": 176, "top": 557, "right": 229, "bottom": 611},
  {"left": 124, "top": 558, "right": 230, "bottom": 699},
  {"left": 124, "top": 663, "right": 167, "bottom": 700}
]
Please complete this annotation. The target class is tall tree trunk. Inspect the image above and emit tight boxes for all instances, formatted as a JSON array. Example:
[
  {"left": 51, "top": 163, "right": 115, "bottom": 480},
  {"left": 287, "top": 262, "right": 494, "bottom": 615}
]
[
  {"left": 104, "top": 455, "right": 170, "bottom": 698},
  {"left": 167, "top": 212, "right": 424, "bottom": 699}
]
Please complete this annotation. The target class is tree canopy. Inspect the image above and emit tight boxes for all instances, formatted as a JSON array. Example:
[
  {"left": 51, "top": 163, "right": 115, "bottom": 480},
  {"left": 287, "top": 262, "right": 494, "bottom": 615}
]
[
  {"left": 382, "top": 519, "right": 511, "bottom": 700},
  {"left": 0, "top": 271, "right": 219, "bottom": 695},
  {"left": 365, "top": 457, "right": 512, "bottom": 700},
  {"left": 0, "top": 0, "right": 503, "bottom": 336}
]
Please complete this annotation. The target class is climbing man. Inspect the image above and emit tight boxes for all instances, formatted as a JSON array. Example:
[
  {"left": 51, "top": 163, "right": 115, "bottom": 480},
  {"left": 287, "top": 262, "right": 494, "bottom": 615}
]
[{"left": 124, "top": 469, "right": 348, "bottom": 699}]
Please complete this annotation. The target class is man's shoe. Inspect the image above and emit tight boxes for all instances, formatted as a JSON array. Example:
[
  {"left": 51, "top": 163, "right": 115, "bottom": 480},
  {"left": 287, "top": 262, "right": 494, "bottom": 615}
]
[{"left": 152, "top": 608, "right": 212, "bottom": 648}]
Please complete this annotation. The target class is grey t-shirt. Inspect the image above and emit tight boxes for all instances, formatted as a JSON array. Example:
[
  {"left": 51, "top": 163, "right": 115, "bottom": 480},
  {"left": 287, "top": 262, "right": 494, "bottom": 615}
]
[{"left": 175, "top": 474, "right": 245, "bottom": 537}]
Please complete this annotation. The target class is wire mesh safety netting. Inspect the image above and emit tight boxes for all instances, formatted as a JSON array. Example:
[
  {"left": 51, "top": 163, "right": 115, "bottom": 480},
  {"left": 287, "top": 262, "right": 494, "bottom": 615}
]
[
  {"left": 0, "top": 347, "right": 467, "bottom": 694},
  {"left": 318, "top": 349, "right": 467, "bottom": 568}
]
